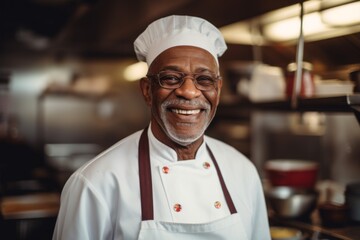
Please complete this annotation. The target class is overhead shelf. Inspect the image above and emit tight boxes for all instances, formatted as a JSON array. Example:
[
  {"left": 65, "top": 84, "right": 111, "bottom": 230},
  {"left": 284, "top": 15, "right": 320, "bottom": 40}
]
[
  {"left": 217, "top": 94, "right": 360, "bottom": 124},
  {"left": 252, "top": 94, "right": 360, "bottom": 112}
]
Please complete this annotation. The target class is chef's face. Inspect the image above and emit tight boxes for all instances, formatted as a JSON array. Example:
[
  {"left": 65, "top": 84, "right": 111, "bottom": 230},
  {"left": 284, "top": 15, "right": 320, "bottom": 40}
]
[{"left": 140, "top": 46, "right": 222, "bottom": 146}]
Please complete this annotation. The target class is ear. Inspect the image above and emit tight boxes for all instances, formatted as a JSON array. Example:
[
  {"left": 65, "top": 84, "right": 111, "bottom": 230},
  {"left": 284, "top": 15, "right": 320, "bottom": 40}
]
[
  {"left": 216, "top": 78, "right": 223, "bottom": 105},
  {"left": 140, "top": 77, "right": 152, "bottom": 106}
]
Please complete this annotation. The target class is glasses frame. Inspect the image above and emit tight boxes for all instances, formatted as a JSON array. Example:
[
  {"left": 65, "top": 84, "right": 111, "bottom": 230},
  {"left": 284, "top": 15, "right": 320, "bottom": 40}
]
[{"left": 146, "top": 70, "right": 221, "bottom": 91}]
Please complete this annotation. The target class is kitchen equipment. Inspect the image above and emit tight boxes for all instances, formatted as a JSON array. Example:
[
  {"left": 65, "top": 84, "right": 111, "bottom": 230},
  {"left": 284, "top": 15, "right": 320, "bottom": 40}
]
[
  {"left": 265, "top": 159, "right": 318, "bottom": 188},
  {"left": 345, "top": 181, "right": 360, "bottom": 222},
  {"left": 1, "top": 192, "right": 59, "bottom": 239},
  {"left": 314, "top": 79, "right": 354, "bottom": 97},
  {"left": 248, "top": 64, "right": 286, "bottom": 102},
  {"left": 349, "top": 69, "right": 360, "bottom": 93},
  {"left": 318, "top": 202, "right": 349, "bottom": 227},
  {"left": 270, "top": 226, "right": 302, "bottom": 240},
  {"left": 266, "top": 186, "right": 318, "bottom": 218},
  {"left": 286, "top": 62, "right": 315, "bottom": 98}
]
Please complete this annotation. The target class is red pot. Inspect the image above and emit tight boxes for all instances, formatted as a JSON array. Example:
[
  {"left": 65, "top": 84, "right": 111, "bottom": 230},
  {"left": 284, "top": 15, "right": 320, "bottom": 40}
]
[{"left": 265, "top": 159, "right": 318, "bottom": 189}]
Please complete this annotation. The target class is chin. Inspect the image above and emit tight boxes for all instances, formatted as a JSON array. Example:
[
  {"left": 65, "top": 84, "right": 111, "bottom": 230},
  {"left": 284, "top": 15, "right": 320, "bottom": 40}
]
[
  {"left": 165, "top": 125, "right": 206, "bottom": 146},
  {"left": 168, "top": 134, "right": 201, "bottom": 146}
]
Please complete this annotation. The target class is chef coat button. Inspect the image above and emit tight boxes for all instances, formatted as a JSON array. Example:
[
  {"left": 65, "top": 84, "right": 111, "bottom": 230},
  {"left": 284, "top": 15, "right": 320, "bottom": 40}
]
[
  {"left": 173, "top": 203, "right": 182, "bottom": 212},
  {"left": 203, "top": 162, "right": 211, "bottom": 169},
  {"left": 214, "top": 201, "right": 221, "bottom": 209},
  {"left": 162, "top": 166, "right": 169, "bottom": 174}
]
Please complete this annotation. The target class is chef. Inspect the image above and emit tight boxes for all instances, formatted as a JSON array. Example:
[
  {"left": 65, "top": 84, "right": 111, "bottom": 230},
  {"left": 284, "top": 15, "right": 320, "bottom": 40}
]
[{"left": 53, "top": 15, "right": 271, "bottom": 240}]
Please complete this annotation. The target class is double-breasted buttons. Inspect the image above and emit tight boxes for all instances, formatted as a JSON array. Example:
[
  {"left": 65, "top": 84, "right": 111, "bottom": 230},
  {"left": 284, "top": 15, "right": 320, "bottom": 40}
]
[
  {"left": 173, "top": 201, "right": 222, "bottom": 213},
  {"left": 173, "top": 201, "right": 222, "bottom": 212},
  {"left": 214, "top": 201, "right": 222, "bottom": 209},
  {"left": 162, "top": 166, "right": 170, "bottom": 174},
  {"left": 163, "top": 162, "right": 222, "bottom": 215},
  {"left": 203, "top": 162, "right": 211, "bottom": 169},
  {"left": 173, "top": 203, "right": 182, "bottom": 212}
]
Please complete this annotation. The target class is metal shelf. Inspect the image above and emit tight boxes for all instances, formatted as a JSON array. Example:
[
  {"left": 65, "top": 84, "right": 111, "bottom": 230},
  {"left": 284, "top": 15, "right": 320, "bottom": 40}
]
[
  {"left": 217, "top": 94, "right": 360, "bottom": 124},
  {"left": 252, "top": 94, "right": 359, "bottom": 112}
]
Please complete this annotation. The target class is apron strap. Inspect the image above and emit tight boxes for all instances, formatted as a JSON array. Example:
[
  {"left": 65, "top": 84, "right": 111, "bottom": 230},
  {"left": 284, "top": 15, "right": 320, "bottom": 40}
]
[
  {"left": 206, "top": 145, "right": 237, "bottom": 214},
  {"left": 138, "top": 128, "right": 237, "bottom": 221},
  {"left": 139, "top": 127, "right": 154, "bottom": 220}
]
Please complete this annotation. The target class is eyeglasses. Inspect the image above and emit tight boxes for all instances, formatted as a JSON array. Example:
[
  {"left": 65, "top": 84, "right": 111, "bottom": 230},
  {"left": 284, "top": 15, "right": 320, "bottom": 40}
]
[{"left": 146, "top": 70, "right": 221, "bottom": 91}]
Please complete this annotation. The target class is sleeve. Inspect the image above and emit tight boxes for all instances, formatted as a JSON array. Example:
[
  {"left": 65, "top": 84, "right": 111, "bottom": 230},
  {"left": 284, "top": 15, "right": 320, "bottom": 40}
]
[
  {"left": 251, "top": 172, "right": 271, "bottom": 240},
  {"left": 52, "top": 172, "right": 114, "bottom": 240}
]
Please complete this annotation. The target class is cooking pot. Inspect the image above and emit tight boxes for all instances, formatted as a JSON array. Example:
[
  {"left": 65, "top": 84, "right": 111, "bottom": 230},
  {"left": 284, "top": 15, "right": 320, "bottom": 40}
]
[{"left": 265, "top": 159, "right": 318, "bottom": 188}]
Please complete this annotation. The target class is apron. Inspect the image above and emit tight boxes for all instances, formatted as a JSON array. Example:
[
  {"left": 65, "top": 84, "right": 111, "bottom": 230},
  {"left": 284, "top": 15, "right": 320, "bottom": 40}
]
[{"left": 137, "top": 128, "right": 249, "bottom": 240}]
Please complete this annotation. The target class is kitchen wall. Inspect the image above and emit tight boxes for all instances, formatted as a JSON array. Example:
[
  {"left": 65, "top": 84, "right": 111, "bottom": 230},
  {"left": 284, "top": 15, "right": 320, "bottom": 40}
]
[
  {"left": 3, "top": 59, "right": 360, "bottom": 187},
  {"left": 1, "top": 59, "right": 151, "bottom": 188},
  {"left": 250, "top": 111, "right": 360, "bottom": 185},
  {"left": 5, "top": 60, "right": 149, "bottom": 147}
]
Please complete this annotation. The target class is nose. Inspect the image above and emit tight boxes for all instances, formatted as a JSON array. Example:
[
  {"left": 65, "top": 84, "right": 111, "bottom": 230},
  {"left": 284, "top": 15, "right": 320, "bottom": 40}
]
[{"left": 174, "top": 77, "right": 202, "bottom": 100}]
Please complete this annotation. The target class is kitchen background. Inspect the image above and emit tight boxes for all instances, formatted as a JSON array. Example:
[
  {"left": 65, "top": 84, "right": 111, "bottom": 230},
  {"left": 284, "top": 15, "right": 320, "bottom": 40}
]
[{"left": 0, "top": 0, "right": 360, "bottom": 239}]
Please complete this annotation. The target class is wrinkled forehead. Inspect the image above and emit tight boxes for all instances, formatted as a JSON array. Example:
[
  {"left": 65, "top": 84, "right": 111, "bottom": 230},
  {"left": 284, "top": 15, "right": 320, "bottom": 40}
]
[{"left": 148, "top": 46, "right": 219, "bottom": 74}]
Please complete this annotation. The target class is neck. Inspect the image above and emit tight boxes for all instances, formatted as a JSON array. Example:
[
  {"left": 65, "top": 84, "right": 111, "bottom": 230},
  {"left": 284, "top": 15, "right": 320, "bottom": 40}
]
[
  {"left": 150, "top": 122, "right": 203, "bottom": 160},
  {"left": 173, "top": 139, "right": 203, "bottom": 160}
]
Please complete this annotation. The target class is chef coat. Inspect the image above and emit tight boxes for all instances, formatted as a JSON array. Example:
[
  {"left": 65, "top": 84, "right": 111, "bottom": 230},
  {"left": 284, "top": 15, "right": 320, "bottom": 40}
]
[{"left": 53, "top": 126, "right": 270, "bottom": 240}]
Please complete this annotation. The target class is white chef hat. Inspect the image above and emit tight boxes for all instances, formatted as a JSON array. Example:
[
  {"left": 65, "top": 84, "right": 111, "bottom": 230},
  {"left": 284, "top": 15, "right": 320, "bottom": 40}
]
[{"left": 134, "top": 15, "right": 227, "bottom": 66}]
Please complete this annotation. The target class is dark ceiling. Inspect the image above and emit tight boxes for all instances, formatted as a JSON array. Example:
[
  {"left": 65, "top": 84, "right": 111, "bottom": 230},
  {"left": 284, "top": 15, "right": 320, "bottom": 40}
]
[{"left": 1, "top": 0, "right": 360, "bottom": 73}]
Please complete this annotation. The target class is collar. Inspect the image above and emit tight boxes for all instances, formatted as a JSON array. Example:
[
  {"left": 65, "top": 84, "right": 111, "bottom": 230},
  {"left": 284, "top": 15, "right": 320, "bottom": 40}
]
[{"left": 147, "top": 124, "right": 207, "bottom": 163}]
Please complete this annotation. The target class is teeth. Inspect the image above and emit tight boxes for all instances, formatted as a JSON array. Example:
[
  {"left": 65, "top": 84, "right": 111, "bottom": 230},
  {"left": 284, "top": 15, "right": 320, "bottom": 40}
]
[{"left": 172, "top": 109, "right": 201, "bottom": 115}]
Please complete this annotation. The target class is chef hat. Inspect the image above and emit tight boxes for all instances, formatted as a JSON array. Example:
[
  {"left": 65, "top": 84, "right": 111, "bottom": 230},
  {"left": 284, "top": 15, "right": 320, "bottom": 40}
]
[{"left": 134, "top": 15, "right": 227, "bottom": 66}]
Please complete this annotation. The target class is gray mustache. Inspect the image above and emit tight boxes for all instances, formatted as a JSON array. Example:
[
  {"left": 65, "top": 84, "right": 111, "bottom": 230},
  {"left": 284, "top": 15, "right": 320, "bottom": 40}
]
[{"left": 162, "top": 99, "right": 210, "bottom": 110}]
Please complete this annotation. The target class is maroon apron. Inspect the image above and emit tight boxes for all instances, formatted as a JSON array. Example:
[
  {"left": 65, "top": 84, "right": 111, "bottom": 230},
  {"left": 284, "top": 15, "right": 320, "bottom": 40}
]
[
  {"left": 136, "top": 128, "right": 248, "bottom": 239},
  {"left": 138, "top": 128, "right": 236, "bottom": 220},
  {"left": 138, "top": 129, "right": 248, "bottom": 240}
]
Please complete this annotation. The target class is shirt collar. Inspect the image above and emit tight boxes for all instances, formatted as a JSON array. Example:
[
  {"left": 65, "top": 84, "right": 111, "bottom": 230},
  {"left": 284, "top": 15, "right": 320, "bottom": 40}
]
[{"left": 147, "top": 123, "right": 207, "bottom": 163}]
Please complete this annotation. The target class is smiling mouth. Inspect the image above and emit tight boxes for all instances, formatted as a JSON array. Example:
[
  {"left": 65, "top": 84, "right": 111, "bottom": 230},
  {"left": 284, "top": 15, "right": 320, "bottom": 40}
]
[{"left": 171, "top": 109, "right": 201, "bottom": 115}]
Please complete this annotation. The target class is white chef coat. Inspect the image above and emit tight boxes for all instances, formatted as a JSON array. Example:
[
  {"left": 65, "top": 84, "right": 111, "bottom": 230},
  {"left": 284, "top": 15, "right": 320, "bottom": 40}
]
[{"left": 53, "top": 126, "right": 270, "bottom": 240}]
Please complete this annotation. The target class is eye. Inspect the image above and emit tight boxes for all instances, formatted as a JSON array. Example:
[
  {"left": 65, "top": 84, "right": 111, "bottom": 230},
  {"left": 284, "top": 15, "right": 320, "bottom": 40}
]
[
  {"left": 195, "top": 74, "right": 216, "bottom": 86},
  {"left": 158, "top": 72, "right": 182, "bottom": 86}
]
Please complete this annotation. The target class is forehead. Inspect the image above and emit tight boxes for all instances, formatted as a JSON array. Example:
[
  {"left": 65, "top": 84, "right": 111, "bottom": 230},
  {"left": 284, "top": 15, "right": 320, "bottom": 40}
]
[{"left": 149, "top": 46, "right": 218, "bottom": 73}]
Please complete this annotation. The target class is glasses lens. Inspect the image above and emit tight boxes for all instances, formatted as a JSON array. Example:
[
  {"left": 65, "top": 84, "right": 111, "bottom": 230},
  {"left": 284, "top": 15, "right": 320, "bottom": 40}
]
[
  {"left": 194, "top": 74, "right": 217, "bottom": 91},
  {"left": 158, "top": 71, "right": 183, "bottom": 89},
  {"left": 153, "top": 71, "right": 219, "bottom": 91}
]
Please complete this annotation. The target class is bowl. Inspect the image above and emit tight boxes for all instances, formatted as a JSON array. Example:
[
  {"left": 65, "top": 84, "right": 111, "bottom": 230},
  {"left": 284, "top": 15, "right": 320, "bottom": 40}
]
[
  {"left": 266, "top": 187, "right": 318, "bottom": 218},
  {"left": 265, "top": 159, "right": 318, "bottom": 188}
]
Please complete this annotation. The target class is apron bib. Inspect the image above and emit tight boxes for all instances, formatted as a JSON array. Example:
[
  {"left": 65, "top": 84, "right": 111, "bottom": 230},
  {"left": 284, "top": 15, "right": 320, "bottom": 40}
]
[{"left": 137, "top": 128, "right": 248, "bottom": 240}]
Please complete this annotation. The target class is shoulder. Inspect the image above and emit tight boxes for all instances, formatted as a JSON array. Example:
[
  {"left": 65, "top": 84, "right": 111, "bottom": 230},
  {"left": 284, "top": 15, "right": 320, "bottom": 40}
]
[
  {"left": 64, "top": 129, "right": 143, "bottom": 198},
  {"left": 79, "top": 130, "right": 143, "bottom": 175},
  {"left": 88, "top": 130, "right": 143, "bottom": 164},
  {"left": 59, "top": 130, "right": 143, "bottom": 221}
]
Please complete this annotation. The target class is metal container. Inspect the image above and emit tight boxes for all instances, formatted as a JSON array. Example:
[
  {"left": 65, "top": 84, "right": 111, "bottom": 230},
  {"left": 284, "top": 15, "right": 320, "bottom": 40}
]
[
  {"left": 266, "top": 187, "right": 318, "bottom": 218},
  {"left": 318, "top": 202, "right": 349, "bottom": 227},
  {"left": 349, "top": 69, "right": 360, "bottom": 93},
  {"left": 345, "top": 182, "right": 360, "bottom": 222}
]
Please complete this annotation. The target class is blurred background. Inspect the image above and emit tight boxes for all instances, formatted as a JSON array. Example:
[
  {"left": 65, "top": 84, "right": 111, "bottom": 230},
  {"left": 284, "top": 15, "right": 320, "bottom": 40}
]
[{"left": 0, "top": 0, "right": 360, "bottom": 239}]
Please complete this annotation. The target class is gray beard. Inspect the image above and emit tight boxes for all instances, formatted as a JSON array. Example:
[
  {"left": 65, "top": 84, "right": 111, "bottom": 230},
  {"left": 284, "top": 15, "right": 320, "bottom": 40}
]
[{"left": 160, "top": 99, "right": 211, "bottom": 146}]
